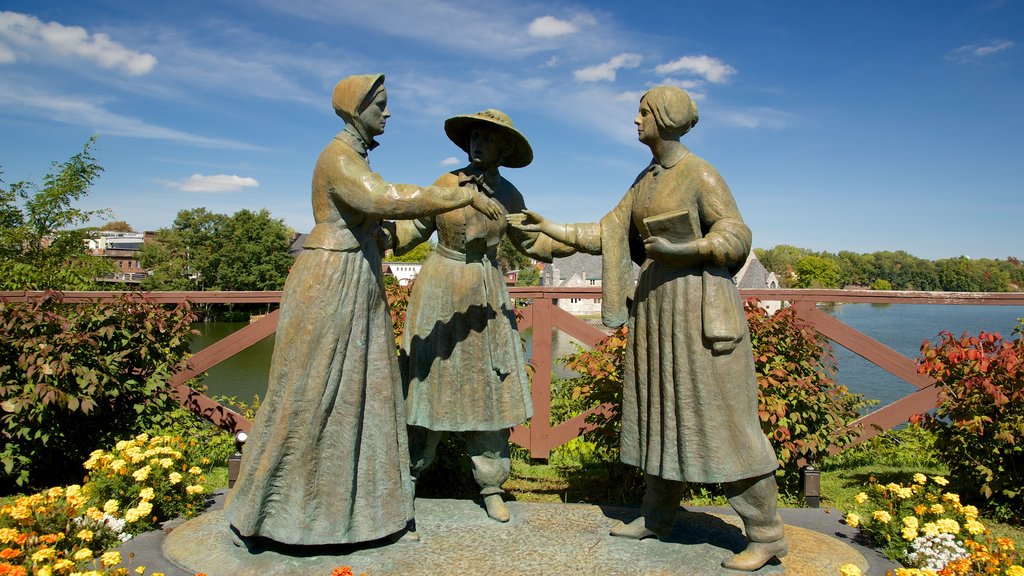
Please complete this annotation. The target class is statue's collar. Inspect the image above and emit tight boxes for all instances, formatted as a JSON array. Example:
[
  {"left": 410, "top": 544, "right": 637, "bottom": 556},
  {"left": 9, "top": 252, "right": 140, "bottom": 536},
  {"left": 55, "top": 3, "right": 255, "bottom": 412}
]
[
  {"left": 653, "top": 146, "right": 688, "bottom": 170},
  {"left": 337, "top": 125, "right": 379, "bottom": 158}
]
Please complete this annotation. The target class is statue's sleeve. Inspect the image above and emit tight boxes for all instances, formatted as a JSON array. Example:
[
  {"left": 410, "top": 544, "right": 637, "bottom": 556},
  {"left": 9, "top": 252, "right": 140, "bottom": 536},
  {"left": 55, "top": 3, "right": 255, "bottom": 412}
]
[
  {"left": 333, "top": 155, "right": 473, "bottom": 219},
  {"left": 695, "top": 162, "right": 751, "bottom": 273},
  {"left": 594, "top": 190, "right": 636, "bottom": 328},
  {"left": 393, "top": 218, "right": 436, "bottom": 257}
]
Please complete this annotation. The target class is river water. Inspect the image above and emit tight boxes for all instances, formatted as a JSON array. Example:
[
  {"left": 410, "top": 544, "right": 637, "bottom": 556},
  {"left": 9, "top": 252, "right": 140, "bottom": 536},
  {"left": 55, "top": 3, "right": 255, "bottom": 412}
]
[{"left": 191, "top": 304, "right": 1024, "bottom": 411}]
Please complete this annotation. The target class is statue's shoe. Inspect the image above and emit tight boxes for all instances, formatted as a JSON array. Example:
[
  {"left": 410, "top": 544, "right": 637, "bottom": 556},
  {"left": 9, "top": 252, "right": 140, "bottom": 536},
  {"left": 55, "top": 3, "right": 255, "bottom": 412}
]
[
  {"left": 720, "top": 538, "right": 788, "bottom": 571},
  {"left": 609, "top": 516, "right": 664, "bottom": 540},
  {"left": 484, "top": 494, "right": 510, "bottom": 522}
]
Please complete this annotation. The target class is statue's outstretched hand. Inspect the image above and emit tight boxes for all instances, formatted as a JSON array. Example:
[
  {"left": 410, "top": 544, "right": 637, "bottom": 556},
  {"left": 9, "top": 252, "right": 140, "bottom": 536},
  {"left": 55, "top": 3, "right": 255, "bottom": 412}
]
[{"left": 507, "top": 209, "right": 547, "bottom": 232}]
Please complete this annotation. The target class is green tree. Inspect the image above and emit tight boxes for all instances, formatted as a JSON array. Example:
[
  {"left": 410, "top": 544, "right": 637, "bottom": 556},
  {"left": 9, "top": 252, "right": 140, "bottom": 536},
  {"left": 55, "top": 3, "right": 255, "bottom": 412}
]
[
  {"left": 100, "top": 220, "right": 134, "bottom": 232},
  {"left": 140, "top": 208, "right": 291, "bottom": 291},
  {"left": 211, "top": 209, "right": 293, "bottom": 291},
  {"left": 0, "top": 137, "right": 113, "bottom": 289},
  {"left": 793, "top": 255, "right": 842, "bottom": 288},
  {"left": 388, "top": 240, "right": 434, "bottom": 263},
  {"left": 497, "top": 234, "right": 530, "bottom": 274},
  {"left": 754, "top": 245, "right": 810, "bottom": 287},
  {"left": 515, "top": 265, "right": 541, "bottom": 286}
]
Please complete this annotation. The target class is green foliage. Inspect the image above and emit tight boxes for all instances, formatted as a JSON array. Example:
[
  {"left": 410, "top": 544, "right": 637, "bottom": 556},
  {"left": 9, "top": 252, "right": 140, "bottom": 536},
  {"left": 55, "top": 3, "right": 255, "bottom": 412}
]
[
  {"left": 387, "top": 240, "right": 434, "bottom": 263},
  {"left": 0, "top": 136, "right": 113, "bottom": 290},
  {"left": 870, "top": 278, "right": 893, "bottom": 291},
  {"left": 0, "top": 292, "right": 197, "bottom": 492},
  {"left": 515, "top": 265, "right": 541, "bottom": 287},
  {"left": 497, "top": 234, "right": 530, "bottom": 274},
  {"left": 99, "top": 220, "right": 134, "bottom": 232},
  {"left": 821, "top": 425, "right": 942, "bottom": 471},
  {"left": 916, "top": 320, "right": 1024, "bottom": 523},
  {"left": 139, "top": 207, "right": 292, "bottom": 291},
  {"left": 793, "top": 255, "right": 843, "bottom": 288}
]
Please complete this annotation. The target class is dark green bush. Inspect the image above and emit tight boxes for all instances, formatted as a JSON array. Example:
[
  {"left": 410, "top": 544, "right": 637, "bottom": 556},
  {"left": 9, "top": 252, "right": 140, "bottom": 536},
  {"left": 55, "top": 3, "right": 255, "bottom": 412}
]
[{"left": 0, "top": 292, "right": 197, "bottom": 492}]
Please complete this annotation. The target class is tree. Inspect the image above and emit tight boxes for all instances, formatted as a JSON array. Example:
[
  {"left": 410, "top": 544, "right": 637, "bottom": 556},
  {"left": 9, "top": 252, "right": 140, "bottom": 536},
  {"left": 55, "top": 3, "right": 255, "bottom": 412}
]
[
  {"left": 497, "top": 234, "right": 530, "bottom": 274},
  {"left": 100, "top": 220, "right": 134, "bottom": 232},
  {"left": 140, "top": 208, "right": 291, "bottom": 291},
  {"left": 388, "top": 240, "right": 434, "bottom": 263},
  {"left": 0, "top": 137, "right": 113, "bottom": 289},
  {"left": 754, "top": 245, "right": 810, "bottom": 287},
  {"left": 793, "top": 255, "right": 842, "bottom": 288}
]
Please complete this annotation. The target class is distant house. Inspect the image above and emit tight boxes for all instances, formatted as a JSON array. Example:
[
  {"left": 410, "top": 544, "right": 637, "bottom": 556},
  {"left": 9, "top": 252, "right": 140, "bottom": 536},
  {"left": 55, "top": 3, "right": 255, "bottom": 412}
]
[
  {"left": 88, "top": 231, "right": 149, "bottom": 283},
  {"left": 542, "top": 250, "right": 782, "bottom": 316},
  {"left": 382, "top": 262, "right": 422, "bottom": 286}
]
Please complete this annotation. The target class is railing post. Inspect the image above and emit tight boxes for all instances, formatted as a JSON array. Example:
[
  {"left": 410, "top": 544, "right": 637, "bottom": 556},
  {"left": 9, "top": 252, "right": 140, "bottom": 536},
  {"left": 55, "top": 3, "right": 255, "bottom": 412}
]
[{"left": 528, "top": 296, "right": 555, "bottom": 459}]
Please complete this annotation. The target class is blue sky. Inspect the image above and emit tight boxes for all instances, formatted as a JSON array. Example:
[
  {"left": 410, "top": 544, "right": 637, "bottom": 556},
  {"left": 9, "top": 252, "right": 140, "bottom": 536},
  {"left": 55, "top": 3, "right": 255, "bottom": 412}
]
[{"left": 1, "top": 1, "right": 1021, "bottom": 260}]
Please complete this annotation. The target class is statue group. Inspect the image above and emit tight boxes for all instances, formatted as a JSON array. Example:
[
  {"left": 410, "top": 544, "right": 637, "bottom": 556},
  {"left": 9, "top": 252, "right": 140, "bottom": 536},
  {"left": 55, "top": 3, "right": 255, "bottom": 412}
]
[{"left": 223, "top": 73, "right": 788, "bottom": 572}]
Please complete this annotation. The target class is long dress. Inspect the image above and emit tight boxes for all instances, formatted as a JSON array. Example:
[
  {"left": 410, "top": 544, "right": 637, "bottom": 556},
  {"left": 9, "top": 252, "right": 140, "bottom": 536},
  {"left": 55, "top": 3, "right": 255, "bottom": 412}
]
[
  {"left": 398, "top": 167, "right": 572, "bottom": 431},
  {"left": 224, "top": 128, "right": 477, "bottom": 545},
  {"left": 571, "top": 149, "right": 778, "bottom": 484}
]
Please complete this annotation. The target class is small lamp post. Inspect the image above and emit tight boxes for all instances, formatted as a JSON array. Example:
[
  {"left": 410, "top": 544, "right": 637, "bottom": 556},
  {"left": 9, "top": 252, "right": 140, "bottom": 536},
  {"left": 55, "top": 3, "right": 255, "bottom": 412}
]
[
  {"left": 802, "top": 464, "right": 821, "bottom": 508},
  {"left": 227, "top": 431, "right": 248, "bottom": 488}
]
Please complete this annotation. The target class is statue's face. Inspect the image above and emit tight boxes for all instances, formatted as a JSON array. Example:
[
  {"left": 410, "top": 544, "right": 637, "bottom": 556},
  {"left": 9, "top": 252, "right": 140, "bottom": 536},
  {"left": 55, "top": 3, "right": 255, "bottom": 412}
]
[
  {"left": 635, "top": 98, "right": 658, "bottom": 145},
  {"left": 469, "top": 128, "right": 504, "bottom": 169},
  {"left": 359, "top": 87, "right": 390, "bottom": 137}
]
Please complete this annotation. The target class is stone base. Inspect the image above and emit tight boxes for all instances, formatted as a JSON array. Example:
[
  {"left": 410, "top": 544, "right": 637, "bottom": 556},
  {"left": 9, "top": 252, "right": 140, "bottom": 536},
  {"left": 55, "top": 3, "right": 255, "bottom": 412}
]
[{"left": 163, "top": 498, "right": 868, "bottom": 575}]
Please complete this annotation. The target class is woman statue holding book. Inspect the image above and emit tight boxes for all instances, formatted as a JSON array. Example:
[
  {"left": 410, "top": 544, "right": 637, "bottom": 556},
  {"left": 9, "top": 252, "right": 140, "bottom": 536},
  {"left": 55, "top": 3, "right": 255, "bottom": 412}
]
[
  {"left": 224, "top": 74, "right": 502, "bottom": 546},
  {"left": 394, "top": 109, "right": 573, "bottom": 523},
  {"left": 508, "top": 86, "right": 786, "bottom": 571}
]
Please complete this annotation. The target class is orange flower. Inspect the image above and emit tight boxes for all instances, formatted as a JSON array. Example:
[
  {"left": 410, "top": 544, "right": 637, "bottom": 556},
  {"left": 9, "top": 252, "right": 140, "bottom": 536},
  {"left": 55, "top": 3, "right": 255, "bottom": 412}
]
[
  {"left": 0, "top": 549, "right": 20, "bottom": 559},
  {"left": 332, "top": 567, "right": 354, "bottom": 576}
]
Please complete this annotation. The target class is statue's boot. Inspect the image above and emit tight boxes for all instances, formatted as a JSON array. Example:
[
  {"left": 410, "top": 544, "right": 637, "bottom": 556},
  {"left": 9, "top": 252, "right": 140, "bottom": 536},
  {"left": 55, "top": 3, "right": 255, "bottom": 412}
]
[
  {"left": 483, "top": 494, "right": 510, "bottom": 522},
  {"left": 721, "top": 472, "right": 787, "bottom": 571},
  {"left": 610, "top": 473, "right": 685, "bottom": 540}
]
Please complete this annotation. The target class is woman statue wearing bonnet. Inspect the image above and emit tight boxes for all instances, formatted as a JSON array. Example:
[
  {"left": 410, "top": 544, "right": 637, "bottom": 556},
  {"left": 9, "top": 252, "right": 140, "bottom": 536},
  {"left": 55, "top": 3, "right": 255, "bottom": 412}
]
[
  {"left": 509, "top": 86, "right": 787, "bottom": 571},
  {"left": 224, "top": 74, "right": 501, "bottom": 546}
]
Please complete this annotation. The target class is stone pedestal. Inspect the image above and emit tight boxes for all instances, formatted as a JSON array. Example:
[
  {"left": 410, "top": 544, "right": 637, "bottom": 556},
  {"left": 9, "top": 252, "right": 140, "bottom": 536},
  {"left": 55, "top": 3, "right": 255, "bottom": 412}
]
[{"left": 163, "top": 498, "right": 871, "bottom": 575}]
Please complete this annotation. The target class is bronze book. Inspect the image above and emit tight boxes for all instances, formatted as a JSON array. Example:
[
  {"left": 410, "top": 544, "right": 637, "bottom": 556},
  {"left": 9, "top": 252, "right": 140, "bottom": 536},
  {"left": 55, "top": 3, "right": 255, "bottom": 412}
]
[{"left": 641, "top": 209, "right": 700, "bottom": 244}]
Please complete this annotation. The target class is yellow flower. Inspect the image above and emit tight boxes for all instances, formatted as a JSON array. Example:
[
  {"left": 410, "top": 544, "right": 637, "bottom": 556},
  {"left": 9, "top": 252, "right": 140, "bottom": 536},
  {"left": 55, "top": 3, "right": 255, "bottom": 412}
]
[
  {"left": 934, "top": 518, "right": 959, "bottom": 534},
  {"left": 929, "top": 503, "right": 944, "bottom": 515},
  {"left": 53, "top": 559, "right": 74, "bottom": 571},
  {"left": 135, "top": 433, "right": 149, "bottom": 443},
  {"left": 135, "top": 567, "right": 147, "bottom": 575},
  {"left": 100, "top": 550, "right": 122, "bottom": 567},
  {"left": 159, "top": 458, "right": 174, "bottom": 469},
  {"left": 65, "top": 484, "right": 81, "bottom": 498},
  {"left": 872, "top": 510, "right": 892, "bottom": 523},
  {"left": 132, "top": 465, "right": 151, "bottom": 482},
  {"left": 103, "top": 499, "right": 119, "bottom": 515},
  {"left": 941, "top": 492, "right": 960, "bottom": 505},
  {"left": 185, "top": 485, "right": 205, "bottom": 495},
  {"left": 965, "top": 519, "right": 986, "bottom": 535},
  {"left": 996, "top": 537, "right": 1015, "bottom": 551},
  {"left": 110, "top": 459, "right": 127, "bottom": 473},
  {"left": 901, "top": 526, "right": 918, "bottom": 541},
  {"left": 921, "top": 522, "right": 940, "bottom": 537},
  {"left": 9, "top": 505, "right": 31, "bottom": 520},
  {"left": 125, "top": 508, "right": 142, "bottom": 523},
  {"left": 913, "top": 473, "right": 927, "bottom": 485},
  {"left": 188, "top": 466, "right": 203, "bottom": 475},
  {"left": 137, "top": 501, "right": 153, "bottom": 516},
  {"left": 75, "top": 529, "right": 94, "bottom": 541},
  {"left": 854, "top": 492, "right": 868, "bottom": 504},
  {"left": 139, "top": 487, "right": 155, "bottom": 501},
  {"left": 1005, "top": 566, "right": 1024, "bottom": 576},
  {"left": 895, "top": 487, "right": 914, "bottom": 499},
  {"left": 169, "top": 472, "right": 183, "bottom": 485},
  {"left": 961, "top": 505, "right": 979, "bottom": 520},
  {"left": 73, "top": 547, "right": 93, "bottom": 561},
  {"left": 31, "top": 547, "right": 55, "bottom": 563},
  {"left": 115, "top": 440, "right": 130, "bottom": 451},
  {"left": 839, "top": 563, "right": 863, "bottom": 576},
  {"left": 931, "top": 476, "right": 949, "bottom": 486},
  {"left": 37, "top": 566, "right": 52, "bottom": 576},
  {"left": 845, "top": 513, "right": 861, "bottom": 528},
  {"left": 47, "top": 487, "right": 64, "bottom": 500},
  {"left": 85, "top": 507, "right": 103, "bottom": 521}
]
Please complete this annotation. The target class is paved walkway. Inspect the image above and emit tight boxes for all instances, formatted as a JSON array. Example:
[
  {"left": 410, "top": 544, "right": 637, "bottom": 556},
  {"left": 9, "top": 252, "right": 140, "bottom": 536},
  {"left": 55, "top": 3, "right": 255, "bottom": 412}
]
[{"left": 119, "top": 491, "right": 899, "bottom": 576}]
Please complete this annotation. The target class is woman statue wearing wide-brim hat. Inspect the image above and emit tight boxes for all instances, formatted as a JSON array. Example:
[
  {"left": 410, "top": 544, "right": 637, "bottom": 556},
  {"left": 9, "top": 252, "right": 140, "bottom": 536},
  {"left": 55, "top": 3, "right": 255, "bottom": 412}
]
[
  {"left": 224, "top": 74, "right": 501, "bottom": 547},
  {"left": 508, "top": 86, "right": 787, "bottom": 571},
  {"left": 394, "top": 109, "right": 574, "bottom": 523}
]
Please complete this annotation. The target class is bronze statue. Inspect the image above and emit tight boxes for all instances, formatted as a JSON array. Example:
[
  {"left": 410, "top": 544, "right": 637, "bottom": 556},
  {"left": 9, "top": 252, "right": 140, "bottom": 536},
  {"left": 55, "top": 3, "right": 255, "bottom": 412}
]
[
  {"left": 223, "top": 74, "right": 502, "bottom": 546},
  {"left": 395, "top": 109, "right": 573, "bottom": 523},
  {"left": 508, "top": 86, "right": 787, "bottom": 571}
]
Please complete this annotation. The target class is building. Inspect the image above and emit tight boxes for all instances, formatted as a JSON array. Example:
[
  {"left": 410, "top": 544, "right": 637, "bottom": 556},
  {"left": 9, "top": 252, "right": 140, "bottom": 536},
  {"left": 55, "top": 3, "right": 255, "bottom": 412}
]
[
  {"left": 88, "top": 231, "right": 148, "bottom": 283},
  {"left": 541, "top": 250, "right": 782, "bottom": 316}
]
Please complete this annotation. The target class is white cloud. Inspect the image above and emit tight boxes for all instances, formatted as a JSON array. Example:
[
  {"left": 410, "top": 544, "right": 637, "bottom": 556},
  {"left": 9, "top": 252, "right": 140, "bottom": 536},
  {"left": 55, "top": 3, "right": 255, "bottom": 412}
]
[
  {"left": 440, "top": 156, "right": 460, "bottom": 166},
  {"left": 167, "top": 174, "right": 260, "bottom": 193},
  {"left": 0, "top": 11, "right": 156, "bottom": 75},
  {"left": 0, "top": 83, "right": 263, "bottom": 150},
  {"left": 574, "top": 53, "right": 642, "bottom": 82},
  {"left": 655, "top": 55, "right": 735, "bottom": 83},
  {"left": 946, "top": 40, "right": 1013, "bottom": 63},
  {"left": 528, "top": 15, "right": 577, "bottom": 38}
]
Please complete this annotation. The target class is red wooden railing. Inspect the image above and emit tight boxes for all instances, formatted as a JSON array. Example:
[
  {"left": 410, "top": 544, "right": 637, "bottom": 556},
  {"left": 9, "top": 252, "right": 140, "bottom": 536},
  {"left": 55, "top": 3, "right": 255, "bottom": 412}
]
[{"left": 4, "top": 289, "right": 1023, "bottom": 459}]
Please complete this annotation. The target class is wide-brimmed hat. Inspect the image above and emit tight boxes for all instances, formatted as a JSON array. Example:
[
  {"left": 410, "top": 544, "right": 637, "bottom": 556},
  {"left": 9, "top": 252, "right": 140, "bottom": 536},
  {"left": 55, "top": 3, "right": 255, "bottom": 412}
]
[{"left": 444, "top": 109, "right": 533, "bottom": 168}]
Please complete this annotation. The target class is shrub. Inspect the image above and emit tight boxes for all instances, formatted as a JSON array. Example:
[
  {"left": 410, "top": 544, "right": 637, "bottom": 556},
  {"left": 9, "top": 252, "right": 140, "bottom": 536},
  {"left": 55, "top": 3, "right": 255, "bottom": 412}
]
[
  {"left": 555, "top": 301, "right": 873, "bottom": 495},
  {"left": 915, "top": 320, "right": 1024, "bottom": 523},
  {"left": 0, "top": 292, "right": 197, "bottom": 491}
]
